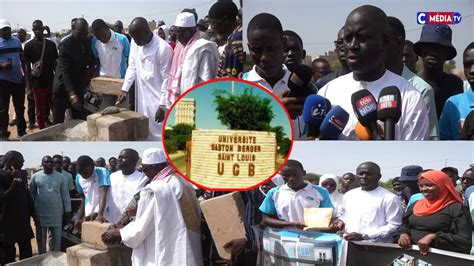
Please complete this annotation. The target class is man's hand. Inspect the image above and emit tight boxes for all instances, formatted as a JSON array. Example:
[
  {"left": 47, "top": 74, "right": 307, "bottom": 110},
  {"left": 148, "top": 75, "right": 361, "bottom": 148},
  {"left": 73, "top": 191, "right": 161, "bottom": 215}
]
[
  {"left": 74, "top": 219, "right": 83, "bottom": 232},
  {"left": 398, "top": 233, "right": 412, "bottom": 250},
  {"left": 343, "top": 232, "right": 364, "bottom": 241},
  {"left": 1, "top": 61, "right": 12, "bottom": 70},
  {"left": 33, "top": 215, "right": 40, "bottom": 227},
  {"left": 102, "top": 228, "right": 122, "bottom": 245},
  {"left": 125, "top": 208, "right": 137, "bottom": 218},
  {"left": 278, "top": 89, "right": 306, "bottom": 119},
  {"left": 329, "top": 219, "right": 344, "bottom": 231},
  {"left": 117, "top": 91, "right": 128, "bottom": 104},
  {"left": 223, "top": 238, "right": 246, "bottom": 262},
  {"left": 155, "top": 105, "right": 167, "bottom": 123},
  {"left": 68, "top": 92, "right": 82, "bottom": 111},
  {"left": 290, "top": 221, "right": 307, "bottom": 230},
  {"left": 96, "top": 214, "right": 107, "bottom": 223},
  {"left": 417, "top": 233, "right": 436, "bottom": 256}
]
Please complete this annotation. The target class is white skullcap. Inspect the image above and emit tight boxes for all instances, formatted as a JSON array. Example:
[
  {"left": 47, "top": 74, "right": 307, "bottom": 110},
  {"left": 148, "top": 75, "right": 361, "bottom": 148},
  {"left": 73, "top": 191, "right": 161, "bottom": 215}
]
[
  {"left": 319, "top": 174, "right": 340, "bottom": 186},
  {"left": 141, "top": 148, "right": 167, "bottom": 165},
  {"left": 174, "top": 12, "right": 196, "bottom": 28},
  {"left": 0, "top": 19, "right": 11, "bottom": 29}
]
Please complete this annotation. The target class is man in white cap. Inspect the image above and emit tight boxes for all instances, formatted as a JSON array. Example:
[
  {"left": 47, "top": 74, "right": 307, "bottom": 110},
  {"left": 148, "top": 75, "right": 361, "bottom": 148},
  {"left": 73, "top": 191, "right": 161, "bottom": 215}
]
[
  {"left": 117, "top": 17, "right": 173, "bottom": 141},
  {"left": 102, "top": 148, "right": 203, "bottom": 266},
  {"left": 0, "top": 19, "right": 27, "bottom": 140},
  {"left": 158, "top": 11, "right": 219, "bottom": 122}
]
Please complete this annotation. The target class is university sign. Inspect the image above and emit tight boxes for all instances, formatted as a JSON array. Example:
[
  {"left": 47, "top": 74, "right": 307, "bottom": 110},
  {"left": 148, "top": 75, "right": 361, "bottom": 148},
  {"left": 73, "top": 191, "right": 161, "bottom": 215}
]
[{"left": 189, "top": 129, "right": 276, "bottom": 189}]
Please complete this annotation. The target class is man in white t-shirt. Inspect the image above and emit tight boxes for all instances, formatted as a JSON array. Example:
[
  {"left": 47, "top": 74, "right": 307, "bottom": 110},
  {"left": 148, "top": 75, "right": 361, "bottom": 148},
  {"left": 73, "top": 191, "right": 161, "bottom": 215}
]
[
  {"left": 105, "top": 149, "right": 148, "bottom": 224},
  {"left": 318, "top": 5, "right": 429, "bottom": 140},
  {"left": 74, "top": 155, "right": 110, "bottom": 231},
  {"left": 330, "top": 161, "right": 402, "bottom": 243}
]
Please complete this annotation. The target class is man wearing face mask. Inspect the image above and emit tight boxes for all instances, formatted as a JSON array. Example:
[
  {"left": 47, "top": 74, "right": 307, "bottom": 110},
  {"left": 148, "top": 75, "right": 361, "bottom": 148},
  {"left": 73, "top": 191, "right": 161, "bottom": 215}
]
[{"left": 53, "top": 18, "right": 95, "bottom": 123}]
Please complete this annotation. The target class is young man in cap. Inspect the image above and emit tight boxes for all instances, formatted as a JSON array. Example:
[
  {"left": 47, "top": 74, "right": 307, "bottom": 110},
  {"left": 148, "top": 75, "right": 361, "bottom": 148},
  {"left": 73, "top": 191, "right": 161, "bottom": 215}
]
[
  {"left": 102, "top": 148, "right": 202, "bottom": 265},
  {"left": 117, "top": 17, "right": 173, "bottom": 141},
  {"left": 415, "top": 24, "right": 464, "bottom": 118},
  {"left": 243, "top": 13, "right": 307, "bottom": 139},
  {"left": 162, "top": 11, "right": 219, "bottom": 109},
  {"left": 438, "top": 42, "right": 474, "bottom": 140},
  {"left": 317, "top": 5, "right": 429, "bottom": 140},
  {"left": 385, "top": 17, "right": 439, "bottom": 140},
  {"left": 105, "top": 149, "right": 148, "bottom": 224},
  {"left": 91, "top": 19, "right": 130, "bottom": 109},
  {"left": 0, "top": 19, "right": 27, "bottom": 139},
  {"left": 30, "top": 156, "right": 71, "bottom": 254},
  {"left": 207, "top": 0, "right": 243, "bottom": 78},
  {"left": 330, "top": 161, "right": 402, "bottom": 243}
]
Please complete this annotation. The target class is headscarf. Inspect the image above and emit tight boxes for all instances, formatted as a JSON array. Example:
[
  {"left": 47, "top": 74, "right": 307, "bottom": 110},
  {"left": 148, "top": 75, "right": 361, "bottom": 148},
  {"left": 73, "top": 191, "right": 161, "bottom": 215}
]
[
  {"left": 319, "top": 174, "right": 340, "bottom": 188},
  {"left": 319, "top": 174, "right": 343, "bottom": 217},
  {"left": 413, "top": 170, "right": 463, "bottom": 216}
]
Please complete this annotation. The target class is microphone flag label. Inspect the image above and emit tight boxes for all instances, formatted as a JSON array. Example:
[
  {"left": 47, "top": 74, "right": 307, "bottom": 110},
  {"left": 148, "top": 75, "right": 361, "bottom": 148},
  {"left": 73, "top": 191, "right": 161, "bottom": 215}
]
[
  {"left": 356, "top": 96, "right": 377, "bottom": 117},
  {"left": 378, "top": 95, "right": 397, "bottom": 110}
]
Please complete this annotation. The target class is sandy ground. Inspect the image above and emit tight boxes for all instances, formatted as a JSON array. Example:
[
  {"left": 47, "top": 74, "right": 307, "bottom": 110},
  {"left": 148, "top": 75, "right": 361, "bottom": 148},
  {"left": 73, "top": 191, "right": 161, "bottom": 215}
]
[
  {"left": 6, "top": 93, "right": 45, "bottom": 141},
  {"left": 13, "top": 218, "right": 40, "bottom": 261}
]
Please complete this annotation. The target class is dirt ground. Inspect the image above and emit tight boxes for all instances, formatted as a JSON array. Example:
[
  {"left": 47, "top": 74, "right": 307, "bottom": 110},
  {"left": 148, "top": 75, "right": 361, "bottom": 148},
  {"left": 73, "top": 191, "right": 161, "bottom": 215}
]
[{"left": 6, "top": 93, "right": 47, "bottom": 141}]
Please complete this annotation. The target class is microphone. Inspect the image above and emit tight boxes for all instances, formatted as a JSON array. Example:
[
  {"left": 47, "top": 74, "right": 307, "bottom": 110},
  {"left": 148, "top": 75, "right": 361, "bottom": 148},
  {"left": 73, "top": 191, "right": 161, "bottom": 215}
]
[
  {"left": 302, "top": 95, "right": 331, "bottom": 137},
  {"left": 351, "top": 90, "right": 382, "bottom": 140},
  {"left": 319, "top": 105, "right": 349, "bottom": 140},
  {"left": 377, "top": 86, "right": 402, "bottom": 140},
  {"left": 355, "top": 121, "right": 384, "bottom": 140},
  {"left": 287, "top": 64, "right": 317, "bottom": 98}
]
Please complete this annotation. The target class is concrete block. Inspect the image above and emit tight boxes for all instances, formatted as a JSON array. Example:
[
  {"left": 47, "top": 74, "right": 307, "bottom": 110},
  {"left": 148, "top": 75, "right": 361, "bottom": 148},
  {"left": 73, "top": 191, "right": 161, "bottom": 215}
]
[
  {"left": 90, "top": 77, "right": 124, "bottom": 96},
  {"left": 7, "top": 252, "right": 67, "bottom": 265},
  {"left": 81, "top": 221, "right": 120, "bottom": 250},
  {"left": 87, "top": 111, "right": 149, "bottom": 141},
  {"left": 66, "top": 244, "right": 132, "bottom": 266},
  {"left": 20, "top": 120, "right": 87, "bottom": 141},
  {"left": 200, "top": 192, "right": 247, "bottom": 260}
]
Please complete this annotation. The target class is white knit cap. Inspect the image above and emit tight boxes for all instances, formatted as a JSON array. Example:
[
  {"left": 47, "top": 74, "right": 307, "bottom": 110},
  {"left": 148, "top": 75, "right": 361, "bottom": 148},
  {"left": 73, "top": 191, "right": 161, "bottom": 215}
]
[
  {"left": 0, "top": 19, "right": 11, "bottom": 29},
  {"left": 174, "top": 12, "right": 196, "bottom": 28},
  {"left": 141, "top": 148, "right": 167, "bottom": 164}
]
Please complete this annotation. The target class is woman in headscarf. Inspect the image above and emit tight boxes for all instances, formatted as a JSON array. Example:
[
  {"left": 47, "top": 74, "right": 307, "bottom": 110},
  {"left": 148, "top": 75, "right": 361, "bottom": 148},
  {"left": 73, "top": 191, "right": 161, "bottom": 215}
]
[
  {"left": 398, "top": 170, "right": 472, "bottom": 255},
  {"left": 319, "top": 174, "right": 343, "bottom": 217}
]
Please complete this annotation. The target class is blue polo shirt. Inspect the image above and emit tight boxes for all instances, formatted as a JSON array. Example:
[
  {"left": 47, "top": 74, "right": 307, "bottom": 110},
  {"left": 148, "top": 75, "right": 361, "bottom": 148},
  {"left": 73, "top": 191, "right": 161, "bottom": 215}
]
[
  {"left": 0, "top": 36, "right": 23, "bottom": 84},
  {"left": 439, "top": 87, "right": 474, "bottom": 140}
]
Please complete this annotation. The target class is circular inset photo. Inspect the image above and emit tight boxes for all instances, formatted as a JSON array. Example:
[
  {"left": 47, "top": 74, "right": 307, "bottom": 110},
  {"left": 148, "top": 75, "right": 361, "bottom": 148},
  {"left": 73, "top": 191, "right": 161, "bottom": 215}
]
[{"left": 162, "top": 78, "right": 294, "bottom": 191}]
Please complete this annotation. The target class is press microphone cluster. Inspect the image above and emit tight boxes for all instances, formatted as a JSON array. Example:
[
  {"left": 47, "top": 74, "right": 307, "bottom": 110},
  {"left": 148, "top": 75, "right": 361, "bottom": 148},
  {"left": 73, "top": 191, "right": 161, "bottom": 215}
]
[
  {"left": 287, "top": 64, "right": 318, "bottom": 98},
  {"left": 351, "top": 86, "right": 402, "bottom": 140},
  {"left": 302, "top": 95, "right": 349, "bottom": 140}
]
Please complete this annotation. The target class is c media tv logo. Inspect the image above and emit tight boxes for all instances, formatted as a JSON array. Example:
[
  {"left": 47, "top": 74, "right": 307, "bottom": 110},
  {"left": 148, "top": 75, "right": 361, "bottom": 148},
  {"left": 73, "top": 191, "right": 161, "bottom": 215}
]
[{"left": 417, "top": 12, "right": 462, "bottom": 25}]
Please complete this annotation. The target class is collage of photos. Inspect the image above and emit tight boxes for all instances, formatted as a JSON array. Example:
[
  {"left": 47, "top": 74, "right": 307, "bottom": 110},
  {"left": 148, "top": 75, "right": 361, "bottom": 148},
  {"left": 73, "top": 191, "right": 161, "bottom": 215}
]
[{"left": 0, "top": 0, "right": 473, "bottom": 265}]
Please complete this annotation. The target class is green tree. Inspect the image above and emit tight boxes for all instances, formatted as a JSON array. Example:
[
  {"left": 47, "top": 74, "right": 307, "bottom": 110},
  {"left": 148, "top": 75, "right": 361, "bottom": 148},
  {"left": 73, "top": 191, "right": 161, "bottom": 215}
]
[
  {"left": 214, "top": 88, "right": 274, "bottom": 130},
  {"left": 165, "top": 123, "right": 194, "bottom": 152},
  {"left": 269, "top": 126, "right": 291, "bottom": 156}
]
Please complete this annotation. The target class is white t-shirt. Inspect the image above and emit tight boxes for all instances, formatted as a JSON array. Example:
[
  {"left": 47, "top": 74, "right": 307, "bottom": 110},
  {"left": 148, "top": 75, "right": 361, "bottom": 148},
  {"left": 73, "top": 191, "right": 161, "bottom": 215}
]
[
  {"left": 318, "top": 70, "right": 429, "bottom": 140},
  {"left": 243, "top": 65, "right": 305, "bottom": 140},
  {"left": 76, "top": 167, "right": 110, "bottom": 216},
  {"left": 106, "top": 170, "right": 149, "bottom": 224},
  {"left": 92, "top": 30, "right": 130, "bottom": 78},
  {"left": 340, "top": 186, "right": 402, "bottom": 243}
]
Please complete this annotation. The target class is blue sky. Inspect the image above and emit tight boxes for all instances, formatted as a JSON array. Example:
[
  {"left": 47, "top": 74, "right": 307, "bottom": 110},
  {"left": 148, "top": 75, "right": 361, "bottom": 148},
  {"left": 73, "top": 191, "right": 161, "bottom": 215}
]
[
  {"left": 290, "top": 141, "right": 473, "bottom": 181},
  {"left": 0, "top": 0, "right": 238, "bottom": 32},
  {"left": 0, "top": 142, "right": 163, "bottom": 168},
  {"left": 167, "top": 80, "right": 292, "bottom": 137},
  {"left": 244, "top": 0, "right": 473, "bottom": 68}
]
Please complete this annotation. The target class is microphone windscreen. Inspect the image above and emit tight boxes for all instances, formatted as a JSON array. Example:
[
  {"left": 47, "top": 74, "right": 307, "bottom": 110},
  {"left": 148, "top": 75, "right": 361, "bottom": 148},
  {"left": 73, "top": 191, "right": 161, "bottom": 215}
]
[
  {"left": 355, "top": 121, "right": 384, "bottom": 140},
  {"left": 287, "top": 65, "right": 316, "bottom": 97},
  {"left": 377, "top": 86, "right": 402, "bottom": 123},
  {"left": 302, "top": 95, "right": 330, "bottom": 126},
  {"left": 319, "top": 105, "right": 349, "bottom": 140},
  {"left": 351, "top": 89, "right": 378, "bottom": 127}
]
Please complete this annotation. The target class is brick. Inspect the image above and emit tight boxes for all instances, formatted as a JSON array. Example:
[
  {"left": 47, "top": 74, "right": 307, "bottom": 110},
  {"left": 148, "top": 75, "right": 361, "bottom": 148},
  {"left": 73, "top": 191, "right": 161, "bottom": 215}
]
[
  {"left": 200, "top": 192, "right": 246, "bottom": 260},
  {"left": 81, "top": 221, "right": 120, "bottom": 250},
  {"left": 87, "top": 111, "right": 149, "bottom": 141},
  {"left": 66, "top": 244, "right": 132, "bottom": 266},
  {"left": 90, "top": 77, "right": 124, "bottom": 96}
]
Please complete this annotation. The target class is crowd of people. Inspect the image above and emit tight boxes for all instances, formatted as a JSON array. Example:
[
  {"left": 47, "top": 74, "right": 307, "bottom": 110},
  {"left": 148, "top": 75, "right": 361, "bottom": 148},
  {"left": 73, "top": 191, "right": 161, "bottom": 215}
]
[
  {"left": 245, "top": 5, "right": 473, "bottom": 140},
  {"left": 0, "top": 0, "right": 243, "bottom": 141},
  {"left": 0, "top": 147, "right": 473, "bottom": 265}
]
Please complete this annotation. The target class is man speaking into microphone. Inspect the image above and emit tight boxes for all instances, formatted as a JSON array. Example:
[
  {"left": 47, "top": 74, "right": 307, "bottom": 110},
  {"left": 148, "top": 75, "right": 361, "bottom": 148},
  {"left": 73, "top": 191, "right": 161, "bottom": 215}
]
[{"left": 317, "top": 5, "right": 429, "bottom": 140}]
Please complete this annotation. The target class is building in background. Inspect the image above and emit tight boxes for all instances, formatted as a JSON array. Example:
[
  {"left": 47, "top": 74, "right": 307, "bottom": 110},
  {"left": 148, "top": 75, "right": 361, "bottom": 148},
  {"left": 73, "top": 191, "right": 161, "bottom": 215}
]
[{"left": 175, "top": 98, "right": 196, "bottom": 126}]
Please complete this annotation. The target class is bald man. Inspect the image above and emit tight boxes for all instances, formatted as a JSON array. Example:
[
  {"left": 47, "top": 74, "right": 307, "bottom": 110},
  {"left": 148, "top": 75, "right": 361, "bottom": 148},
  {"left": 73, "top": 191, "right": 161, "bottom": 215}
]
[
  {"left": 331, "top": 161, "right": 402, "bottom": 243},
  {"left": 118, "top": 17, "right": 173, "bottom": 141},
  {"left": 317, "top": 5, "right": 429, "bottom": 140}
]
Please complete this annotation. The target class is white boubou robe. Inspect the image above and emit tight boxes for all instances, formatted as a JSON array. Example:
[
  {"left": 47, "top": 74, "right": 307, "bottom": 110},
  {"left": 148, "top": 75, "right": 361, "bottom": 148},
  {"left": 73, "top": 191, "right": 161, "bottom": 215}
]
[
  {"left": 121, "top": 34, "right": 173, "bottom": 141},
  {"left": 120, "top": 179, "right": 202, "bottom": 266}
]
